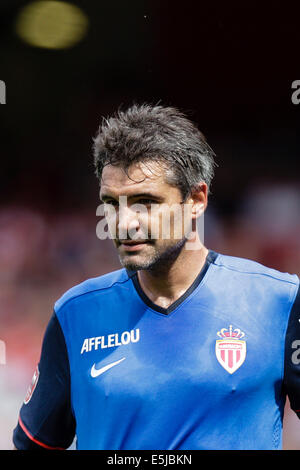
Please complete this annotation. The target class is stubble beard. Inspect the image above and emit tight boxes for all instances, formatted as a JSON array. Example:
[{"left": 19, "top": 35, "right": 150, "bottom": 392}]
[{"left": 118, "top": 237, "right": 187, "bottom": 273}]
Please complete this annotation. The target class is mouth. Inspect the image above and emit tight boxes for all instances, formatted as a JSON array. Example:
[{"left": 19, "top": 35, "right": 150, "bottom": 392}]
[{"left": 118, "top": 240, "right": 151, "bottom": 252}]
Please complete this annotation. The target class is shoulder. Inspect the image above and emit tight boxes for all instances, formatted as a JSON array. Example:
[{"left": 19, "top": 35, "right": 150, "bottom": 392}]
[
  {"left": 213, "top": 251, "right": 299, "bottom": 287},
  {"left": 211, "top": 251, "right": 299, "bottom": 308},
  {"left": 54, "top": 268, "right": 130, "bottom": 313}
]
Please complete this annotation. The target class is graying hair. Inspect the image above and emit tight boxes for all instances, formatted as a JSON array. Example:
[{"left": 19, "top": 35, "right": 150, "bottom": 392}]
[{"left": 93, "top": 103, "right": 217, "bottom": 199}]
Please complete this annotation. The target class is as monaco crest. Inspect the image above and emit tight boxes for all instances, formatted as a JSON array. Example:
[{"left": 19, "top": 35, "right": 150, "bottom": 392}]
[{"left": 215, "top": 325, "right": 246, "bottom": 374}]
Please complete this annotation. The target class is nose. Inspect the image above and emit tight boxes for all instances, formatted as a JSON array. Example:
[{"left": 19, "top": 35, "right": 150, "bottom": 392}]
[{"left": 117, "top": 204, "right": 140, "bottom": 240}]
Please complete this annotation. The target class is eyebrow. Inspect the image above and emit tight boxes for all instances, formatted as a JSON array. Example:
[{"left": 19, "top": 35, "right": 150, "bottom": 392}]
[{"left": 100, "top": 192, "right": 165, "bottom": 203}]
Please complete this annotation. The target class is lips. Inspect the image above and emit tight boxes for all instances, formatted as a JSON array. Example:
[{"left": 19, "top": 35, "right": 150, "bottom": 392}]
[
  {"left": 120, "top": 240, "right": 148, "bottom": 245},
  {"left": 119, "top": 240, "right": 150, "bottom": 251}
]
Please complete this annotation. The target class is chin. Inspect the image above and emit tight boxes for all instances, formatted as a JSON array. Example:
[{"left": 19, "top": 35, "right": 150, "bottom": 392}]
[
  {"left": 119, "top": 254, "right": 158, "bottom": 272},
  {"left": 119, "top": 238, "right": 186, "bottom": 272}
]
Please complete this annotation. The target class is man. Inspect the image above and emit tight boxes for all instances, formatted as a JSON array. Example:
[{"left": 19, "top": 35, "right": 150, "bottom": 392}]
[{"left": 13, "top": 104, "right": 300, "bottom": 450}]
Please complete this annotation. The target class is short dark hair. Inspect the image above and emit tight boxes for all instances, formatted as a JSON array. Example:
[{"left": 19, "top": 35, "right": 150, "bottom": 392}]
[{"left": 93, "top": 103, "right": 216, "bottom": 199}]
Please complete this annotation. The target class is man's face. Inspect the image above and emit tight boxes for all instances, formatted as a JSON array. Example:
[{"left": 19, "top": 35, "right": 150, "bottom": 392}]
[{"left": 100, "top": 162, "right": 195, "bottom": 271}]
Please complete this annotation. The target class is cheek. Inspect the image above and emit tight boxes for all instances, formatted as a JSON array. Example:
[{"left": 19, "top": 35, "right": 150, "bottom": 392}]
[{"left": 148, "top": 210, "right": 185, "bottom": 241}]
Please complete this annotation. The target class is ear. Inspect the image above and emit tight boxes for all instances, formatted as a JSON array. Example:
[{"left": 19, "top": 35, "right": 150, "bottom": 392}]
[{"left": 188, "top": 183, "right": 208, "bottom": 219}]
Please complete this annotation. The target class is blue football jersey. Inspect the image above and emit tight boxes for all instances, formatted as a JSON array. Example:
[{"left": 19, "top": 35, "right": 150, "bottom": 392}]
[{"left": 13, "top": 250, "right": 300, "bottom": 450}]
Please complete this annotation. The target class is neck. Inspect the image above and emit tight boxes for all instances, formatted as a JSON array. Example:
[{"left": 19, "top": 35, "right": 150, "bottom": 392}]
[{"left": 137, "top": 241, "right": 209, "bottom": 309}]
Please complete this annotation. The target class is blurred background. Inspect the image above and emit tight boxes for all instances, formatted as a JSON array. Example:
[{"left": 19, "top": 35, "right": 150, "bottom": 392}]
[{"left": 0, "top": 0, "right": 299, "bottom": 450}]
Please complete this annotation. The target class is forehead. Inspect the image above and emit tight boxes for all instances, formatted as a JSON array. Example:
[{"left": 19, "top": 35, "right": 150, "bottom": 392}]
[{"left": 100, "top": 162, "right": 172, "bottom": 197}]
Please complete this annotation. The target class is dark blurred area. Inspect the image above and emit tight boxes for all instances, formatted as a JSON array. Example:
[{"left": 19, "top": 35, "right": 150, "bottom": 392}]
[{"left": 0, "top": 0, "right": 299, "bottom": 449}]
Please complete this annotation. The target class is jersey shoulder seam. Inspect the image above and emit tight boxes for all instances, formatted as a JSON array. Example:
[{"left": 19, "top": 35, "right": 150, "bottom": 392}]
[
  {"left": 54, "top": 274, "right": 131, "bottom": 313},
  {"left": 214, "top": 258, "right": 299, "bottom": 286}
]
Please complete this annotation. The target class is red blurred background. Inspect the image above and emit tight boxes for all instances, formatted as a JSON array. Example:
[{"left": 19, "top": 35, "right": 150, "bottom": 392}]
[{"left": 0, "top": 0, "right": 299, "bottom": 449}]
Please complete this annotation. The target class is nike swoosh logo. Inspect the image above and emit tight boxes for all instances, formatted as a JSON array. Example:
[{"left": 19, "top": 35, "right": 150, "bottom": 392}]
[{"left": 91, "top": 357, "right": 126, "bottom": 378}]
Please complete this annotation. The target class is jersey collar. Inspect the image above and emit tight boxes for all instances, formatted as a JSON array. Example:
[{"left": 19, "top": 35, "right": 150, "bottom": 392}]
[{"left": 127, "top": 249, "right": 218, "bottom": 315}]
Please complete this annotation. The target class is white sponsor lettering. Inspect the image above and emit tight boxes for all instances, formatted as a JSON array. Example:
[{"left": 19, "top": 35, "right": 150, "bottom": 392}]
[{"left": 81, "top": 328, "right": 140, "bottom": 354}]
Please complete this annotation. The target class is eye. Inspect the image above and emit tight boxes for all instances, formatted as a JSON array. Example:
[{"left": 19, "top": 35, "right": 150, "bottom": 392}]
[
  {"left": 103, "top": 199, "right": 119, "bottom": 207},
  {"left": 138, "top": 198, "right": 158, "bottom": 206}
]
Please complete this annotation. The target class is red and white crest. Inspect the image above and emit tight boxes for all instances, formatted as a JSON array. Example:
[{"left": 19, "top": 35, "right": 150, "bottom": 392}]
[{"left": 215, "top": 325, "right": 246, "bottom": 374}]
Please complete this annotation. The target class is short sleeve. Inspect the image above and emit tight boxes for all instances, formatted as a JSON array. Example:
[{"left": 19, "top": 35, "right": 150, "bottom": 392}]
[
  {"left": 283, "top": 283, "right": 300, "bottom": 418},
  {"left": 13, "top": 313, "right": 76, "bottom": 449}
]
